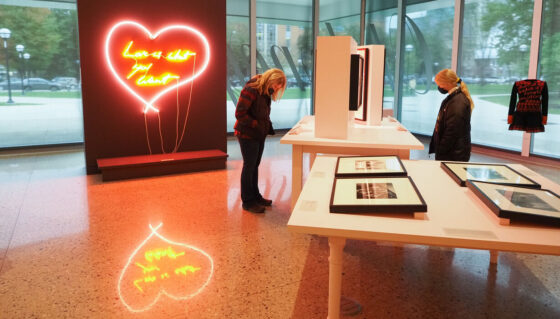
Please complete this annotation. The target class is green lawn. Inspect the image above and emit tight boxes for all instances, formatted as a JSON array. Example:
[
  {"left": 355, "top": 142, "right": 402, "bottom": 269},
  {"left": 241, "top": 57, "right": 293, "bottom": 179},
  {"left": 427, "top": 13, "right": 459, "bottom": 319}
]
[
  {"left": 410, "top": 83, "right": 513, "bottom": 95},
  {"left": 466, "top": 84, "right": 513, "bottom": 95},
  {"left": 478, "top": 95, "right": 560, "bottom": 115},
  {"left": 0, "top": 102, "right": 41, "bottom": 106},
  {"left": 0, "top": 91, "right": 81, "bottom": 98},
  {"left": 227, "top": 87, "right": 311, "bottom": 101},
  {"left": 282, "top": 87, "right": 311, "bottom": 99}
]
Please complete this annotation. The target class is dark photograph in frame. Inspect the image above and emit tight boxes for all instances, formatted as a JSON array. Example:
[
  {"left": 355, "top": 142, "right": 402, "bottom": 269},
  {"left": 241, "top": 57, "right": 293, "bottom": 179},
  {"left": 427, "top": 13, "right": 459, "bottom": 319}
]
[
  {"left": 441, "top": 162, "right": 540, "bottom": 189},
  {"left": 330, "top": 176, "right": 427, "bottom": 214},
  {"left": 466, "top": 180, "right": 560, "bottom": 226},
  {"left": 355, "top": 47, "right": 369, "bottom": 121},
  {"left": 335, "top": 155, "right": 407, "bottom": 178}
]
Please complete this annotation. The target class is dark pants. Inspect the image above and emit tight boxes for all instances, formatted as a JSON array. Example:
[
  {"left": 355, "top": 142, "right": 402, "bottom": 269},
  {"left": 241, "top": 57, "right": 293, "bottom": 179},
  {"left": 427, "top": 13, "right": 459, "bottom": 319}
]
[{"left": 238, "top": 137, "right": 265, "bottom": 205}]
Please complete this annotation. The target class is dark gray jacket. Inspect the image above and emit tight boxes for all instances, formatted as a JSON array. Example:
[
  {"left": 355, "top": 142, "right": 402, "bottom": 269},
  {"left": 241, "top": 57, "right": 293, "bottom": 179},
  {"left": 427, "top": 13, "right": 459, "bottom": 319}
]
[{"left": 429, "top": 89, "right": 471, "bottom": 161}]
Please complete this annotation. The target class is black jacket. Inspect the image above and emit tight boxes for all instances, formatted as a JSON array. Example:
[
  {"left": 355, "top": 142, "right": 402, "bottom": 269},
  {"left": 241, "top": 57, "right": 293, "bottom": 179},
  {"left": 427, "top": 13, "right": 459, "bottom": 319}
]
[
  {"left": 234, "top": 80, "right": 275, "bottom": 140},
  {"left": 429, "top": 89, "right": 471, "bottom": 161}
]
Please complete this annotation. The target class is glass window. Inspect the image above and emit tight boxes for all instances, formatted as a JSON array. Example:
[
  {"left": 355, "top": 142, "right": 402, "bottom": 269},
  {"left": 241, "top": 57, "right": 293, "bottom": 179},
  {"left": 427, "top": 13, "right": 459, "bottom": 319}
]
[
  {"left": 400, "top": 0, "right": 454, "bottom": 135},
  {"left": 256, "top": 0, "right": 313, "bottom": 130},
  {"left": 460, "top": 0, "right": 533, "bottom": 151},
  {"left": 227, "top": 0, "right": 251, "bottom": 132},
  {"left": 532, "top": 0, "right": 560, "bottom": 159},
  {"left": 365, "top": 1, "right": 398, "bottom": 112},
  {"left": 0, "top": 2, "right": 82, "bottom": 148},
  {"left": 319, "top": 0, "right": 361, "bottom": 43}
]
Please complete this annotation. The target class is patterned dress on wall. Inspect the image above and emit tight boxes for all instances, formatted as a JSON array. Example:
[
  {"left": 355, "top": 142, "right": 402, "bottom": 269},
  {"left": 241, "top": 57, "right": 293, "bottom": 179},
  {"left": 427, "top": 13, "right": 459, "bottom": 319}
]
[{"left": 508, "top": 79, "right": 548, "bottom": 133}]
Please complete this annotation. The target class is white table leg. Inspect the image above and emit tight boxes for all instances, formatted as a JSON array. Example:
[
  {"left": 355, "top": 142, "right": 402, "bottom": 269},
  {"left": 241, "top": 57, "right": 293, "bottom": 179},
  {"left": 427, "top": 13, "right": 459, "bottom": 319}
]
[
  {"left": 328, "top": 237, "right": 346, "bottom": 319},
  {"left": 490, "top": 250, "right": 499, "bottom": 264},
  {"left": 291, "top": 145, "right": 303, "bottom": 209},
  {"left": 398, "top": 149, "right": 410, "bottom": 160},
  {"left": 309, "top": 152, "right": 317, "bottom": 171}
]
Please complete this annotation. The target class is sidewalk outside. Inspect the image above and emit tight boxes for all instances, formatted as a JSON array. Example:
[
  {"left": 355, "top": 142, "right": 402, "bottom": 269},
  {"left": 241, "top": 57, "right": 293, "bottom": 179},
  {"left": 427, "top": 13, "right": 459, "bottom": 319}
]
[{"left": 0, "top": 94, "right": 557, "bottom": 159}]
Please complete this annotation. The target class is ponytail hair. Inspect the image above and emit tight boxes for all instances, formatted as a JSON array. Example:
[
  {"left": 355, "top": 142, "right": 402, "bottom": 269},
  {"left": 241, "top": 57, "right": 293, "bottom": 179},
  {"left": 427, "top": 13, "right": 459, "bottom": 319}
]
[
  {"left": 459, "top": 79, "right": 474, "bottom": 112},
  {"left": 435, "top": 69, "right": 474, "bottom": 111}
]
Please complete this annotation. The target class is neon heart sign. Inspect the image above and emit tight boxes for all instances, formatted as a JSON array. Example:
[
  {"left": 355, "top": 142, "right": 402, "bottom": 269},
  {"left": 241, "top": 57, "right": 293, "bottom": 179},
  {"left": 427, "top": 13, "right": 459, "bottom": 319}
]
[
  {"left": 105, "top": 21, "right": 210, "bottom": 113},
  {"left": 118, "top": 223, "right": 214, "bottom": 312}
]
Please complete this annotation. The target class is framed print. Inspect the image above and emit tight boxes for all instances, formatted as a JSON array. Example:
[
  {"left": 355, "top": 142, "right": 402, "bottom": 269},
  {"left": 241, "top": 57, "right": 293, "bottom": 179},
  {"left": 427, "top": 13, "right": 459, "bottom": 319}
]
[
  {"left": 335, "top": 156, "right": 407, "bottom": 177},
  {"left": 441, "top": 162, "right": 540, "bottom": 189},
  {"left": 467, "top": 180, "right": 560, "bottom": 226},
  {"left": 354, "top": 47, "right": 369, "bottom": 121},
  {"left": 329, "top": 176, "right": 427, "bottom": 214}
]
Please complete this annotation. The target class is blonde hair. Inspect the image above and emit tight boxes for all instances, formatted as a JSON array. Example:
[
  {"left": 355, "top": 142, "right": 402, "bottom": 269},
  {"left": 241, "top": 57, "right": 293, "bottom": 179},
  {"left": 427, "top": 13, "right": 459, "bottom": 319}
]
[
  {"left": 435, "top": 69, "right": 474, "bottom": 111},
  {"left": 247, "top": 68, "right": 287, "bottom": 101}
]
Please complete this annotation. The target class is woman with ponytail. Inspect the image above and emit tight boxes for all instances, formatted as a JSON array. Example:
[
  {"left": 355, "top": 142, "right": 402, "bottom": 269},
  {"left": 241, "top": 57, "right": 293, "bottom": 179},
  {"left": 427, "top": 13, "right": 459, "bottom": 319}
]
[
  {"left": 429, "top": 69, "right": 474, "bottom": 161},
  {"left": 234, "top": 68, "right": 287, "bottom": 213}
]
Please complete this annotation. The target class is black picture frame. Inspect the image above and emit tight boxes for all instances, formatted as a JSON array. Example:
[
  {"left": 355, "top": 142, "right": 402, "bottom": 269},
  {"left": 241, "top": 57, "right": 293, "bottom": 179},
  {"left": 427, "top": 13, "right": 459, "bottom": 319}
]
[
  {"left": 467, "top": 180, "right": 560, "bottom": 226},
  {"left": 440, "top": 162, "right": 541, "bottom": 189},
  {"left": 355, "top": 48, "right": 369, "bottom": 121},
  {"left": 349, "top": 54, "right": 363, "bottom": 111},
  {"left": 329, "top": 176, "right": 427, "bottom": 214},
  {"left": 335, "top": 155, "right": 407, "bottom": 178}
]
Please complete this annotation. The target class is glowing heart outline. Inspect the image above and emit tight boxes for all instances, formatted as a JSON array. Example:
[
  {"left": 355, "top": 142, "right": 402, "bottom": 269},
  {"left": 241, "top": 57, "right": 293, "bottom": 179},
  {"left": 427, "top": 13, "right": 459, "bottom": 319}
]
[
  {"left": 117, "top": 223, "right": 214, "bottom": 312},
  {"left": 105, "top": 21, "right": 210, "bottom": 113}
]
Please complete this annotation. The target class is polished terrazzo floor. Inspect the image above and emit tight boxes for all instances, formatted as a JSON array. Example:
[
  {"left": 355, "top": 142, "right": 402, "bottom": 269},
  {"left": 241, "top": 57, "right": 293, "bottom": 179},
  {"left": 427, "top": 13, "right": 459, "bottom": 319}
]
[{"left": 0, "top": 135, "right": 559, "bottom": 318}]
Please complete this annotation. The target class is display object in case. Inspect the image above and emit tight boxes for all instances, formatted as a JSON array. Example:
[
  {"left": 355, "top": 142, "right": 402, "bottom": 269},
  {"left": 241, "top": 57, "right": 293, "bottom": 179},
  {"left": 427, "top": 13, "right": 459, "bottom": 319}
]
[
  {"left": 354, "top": 47, "right": 369, "bottom": 121},
  {"left": 330, "top": 176, "right": 427, "bottom": 213},
  {"left": 441, "top": 162, "right": 540, "bottom": 188},
  {"left": 467, "top": 180, "right": 560, "bottom": 226},
  {"left": 335, "top": 155, "right": 407, "bottom": 177},
  {"left": 349, "top": 54, "right": 364, "bottom": 111}
]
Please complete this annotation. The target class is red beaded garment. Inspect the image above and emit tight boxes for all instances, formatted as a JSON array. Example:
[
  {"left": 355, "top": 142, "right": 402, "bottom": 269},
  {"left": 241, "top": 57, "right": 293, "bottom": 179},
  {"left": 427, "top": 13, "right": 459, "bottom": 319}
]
[{"left": 508, "top": 79, "right": 548, "bottom": 133}]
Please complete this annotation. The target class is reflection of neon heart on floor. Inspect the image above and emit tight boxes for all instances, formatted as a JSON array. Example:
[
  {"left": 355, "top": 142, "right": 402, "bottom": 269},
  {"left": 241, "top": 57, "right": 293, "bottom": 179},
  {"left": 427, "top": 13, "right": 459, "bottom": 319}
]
[
  {"left": 105, "top": 21, "right": 210, "bottom": 113},
  {"left": 118, "top": 223, "right": 214, "bottom": 312}
]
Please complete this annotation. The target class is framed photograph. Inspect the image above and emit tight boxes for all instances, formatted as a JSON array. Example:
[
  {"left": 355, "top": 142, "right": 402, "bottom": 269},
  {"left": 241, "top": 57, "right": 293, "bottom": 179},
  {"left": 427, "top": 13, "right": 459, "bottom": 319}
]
[
  {"left": 329, "top": 176, "right": 427, "bottom": 213},
  {"left": 354, "top": 47, "right": 369, "bottom": 121},
  {"left": 441, "top": 162, "right": 540, "bottom": 189},
  {"left": 335, "top": 155, "right": 407, "bottom": 177},
  {"left": 467, "top": 180, "right": 560, "bottom": 226}
]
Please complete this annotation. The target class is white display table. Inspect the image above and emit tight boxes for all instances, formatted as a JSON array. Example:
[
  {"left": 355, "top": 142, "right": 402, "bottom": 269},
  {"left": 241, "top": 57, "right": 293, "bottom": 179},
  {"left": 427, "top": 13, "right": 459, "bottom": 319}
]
[
  {"left": 280, "top": 116, "right": 424, "bottom": 206},
  {"left": 287, "top": 155, "right": 560, "bottom": 319}
]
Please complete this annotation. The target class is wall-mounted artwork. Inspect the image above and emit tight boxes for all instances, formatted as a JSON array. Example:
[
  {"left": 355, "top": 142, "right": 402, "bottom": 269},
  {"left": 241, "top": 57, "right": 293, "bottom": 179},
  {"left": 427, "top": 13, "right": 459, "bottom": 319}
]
[
  {"left": 77, "top": 0, "right": 227, "bottom": 175},
  {"left": 105, "top": 21, "right": 210, "bottom": 154}
]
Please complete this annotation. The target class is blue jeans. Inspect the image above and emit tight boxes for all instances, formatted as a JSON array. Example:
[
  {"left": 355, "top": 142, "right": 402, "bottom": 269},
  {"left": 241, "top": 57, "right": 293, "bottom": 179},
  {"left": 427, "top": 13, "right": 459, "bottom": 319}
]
[{"left": 238, "top": 137, "right": 265, "bottom": 205}]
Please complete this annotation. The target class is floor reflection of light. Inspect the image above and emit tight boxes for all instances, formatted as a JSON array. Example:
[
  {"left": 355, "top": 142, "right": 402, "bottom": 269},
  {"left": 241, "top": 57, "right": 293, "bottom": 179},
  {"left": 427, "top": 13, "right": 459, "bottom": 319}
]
[
  {"left": 118, "top": 223, "right": 214, "bottom": 312},
  {"left": 226, "top": 157, "right": 291, "bottom": 212}
]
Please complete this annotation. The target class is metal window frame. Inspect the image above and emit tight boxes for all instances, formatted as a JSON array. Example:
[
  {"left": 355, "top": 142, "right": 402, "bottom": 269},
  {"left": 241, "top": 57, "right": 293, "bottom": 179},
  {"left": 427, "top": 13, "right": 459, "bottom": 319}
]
[{"left": 525, "top": 0, "right": 543, "bottom": 157}]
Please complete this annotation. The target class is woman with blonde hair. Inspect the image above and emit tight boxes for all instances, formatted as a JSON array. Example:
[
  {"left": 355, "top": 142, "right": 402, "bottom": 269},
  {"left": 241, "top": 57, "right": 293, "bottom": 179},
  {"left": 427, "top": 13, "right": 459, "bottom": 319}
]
[
  {"left": 429, "top": 68, "right": 474, "bottom": 161},
  {"left": 234, "top": 68, "right": 287, "bottom": 213}
]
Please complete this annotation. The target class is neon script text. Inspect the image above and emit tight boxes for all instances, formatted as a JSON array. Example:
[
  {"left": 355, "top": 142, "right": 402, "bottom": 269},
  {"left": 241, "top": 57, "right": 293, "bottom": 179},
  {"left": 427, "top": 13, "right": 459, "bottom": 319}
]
[{"left": 122, "top": 41, "right": 196, "bottom": 86}]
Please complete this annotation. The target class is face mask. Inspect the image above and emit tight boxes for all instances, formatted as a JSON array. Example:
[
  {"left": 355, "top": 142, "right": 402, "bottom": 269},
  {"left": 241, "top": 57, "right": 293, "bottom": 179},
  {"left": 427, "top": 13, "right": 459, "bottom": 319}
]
[{"left": 437, "top": 86, "right": 448, "bottom": 94}]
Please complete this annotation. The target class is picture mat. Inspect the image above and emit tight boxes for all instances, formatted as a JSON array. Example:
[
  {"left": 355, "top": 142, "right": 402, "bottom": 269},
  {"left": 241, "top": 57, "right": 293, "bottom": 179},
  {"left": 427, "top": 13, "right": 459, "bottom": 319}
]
[
  {"left": 473, "top": 181, "right": 560, "bottom": 218},
  {"left": 337, "top": 156, "right": 405, "bottom": 174},
  {"left": 332, "top": 177, "right": 423, "bottom": 206},
  {"left": 445, "top": 163, "right": 534, "bottom": 185}
]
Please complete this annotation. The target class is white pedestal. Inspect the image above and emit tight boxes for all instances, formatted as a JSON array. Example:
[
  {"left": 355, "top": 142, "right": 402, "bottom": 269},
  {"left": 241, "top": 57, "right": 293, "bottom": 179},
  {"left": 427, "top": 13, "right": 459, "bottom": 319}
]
[{"left": 315, "top": 36, "right": 357, "bottom": 140}]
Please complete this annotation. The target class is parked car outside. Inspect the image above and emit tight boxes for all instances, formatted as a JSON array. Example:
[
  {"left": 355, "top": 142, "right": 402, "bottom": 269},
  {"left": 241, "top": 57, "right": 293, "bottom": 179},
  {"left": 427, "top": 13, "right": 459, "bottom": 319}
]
[
  {"left": 23, "top": 78, "right": 63, "bottom": 91},
  {"left": 1, "top": 77, "right": 66, "bottom": 91},
  {"left": 0, "top": 79, "right": 21, "bottom": 91},
  {"left": 52, "top": 77, "right": 78, "bottom": 90}
]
